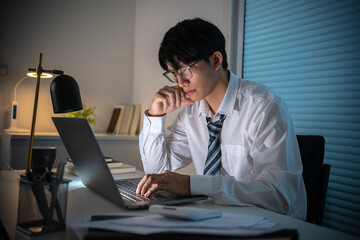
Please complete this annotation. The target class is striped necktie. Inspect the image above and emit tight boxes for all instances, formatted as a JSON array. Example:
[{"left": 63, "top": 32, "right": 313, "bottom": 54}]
[{"left": 204, "top": 114, "right": 227, "bottom": 175}]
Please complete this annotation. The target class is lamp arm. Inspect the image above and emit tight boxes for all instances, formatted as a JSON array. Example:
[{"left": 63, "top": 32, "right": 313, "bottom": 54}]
[
  {"left": 13, "top": 77, "right": 29, "bottom": 101},
  {"left": 26, "top": 54, "right": 43, "bottom": 175},
  {"left": 28, "top": 68, "right": 64, "bottom": 75}
]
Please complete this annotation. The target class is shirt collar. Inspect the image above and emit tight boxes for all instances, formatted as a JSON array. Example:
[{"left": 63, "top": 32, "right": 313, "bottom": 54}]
[{"left": 199, "top": 70, "right": 239, "bottom": 118}]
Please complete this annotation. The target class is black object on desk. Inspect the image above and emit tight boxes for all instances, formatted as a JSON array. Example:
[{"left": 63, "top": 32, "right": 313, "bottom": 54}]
[
  {"left": 16, "top": 163, "right": 70, "bottom": 236},
  {"left": 0, "top": 218, "right": 10, "bottom": 240},
  {"left": 84, "top": 215, "right": 299, "bottom": 240}
]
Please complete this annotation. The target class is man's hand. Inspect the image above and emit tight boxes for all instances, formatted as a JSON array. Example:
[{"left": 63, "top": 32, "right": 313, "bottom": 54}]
[
  {"left": 148, "top": 86, "right": 194, "bottom": 116},
  {"left": 136, "top": 170, "right": 191, "bottom": 197}
]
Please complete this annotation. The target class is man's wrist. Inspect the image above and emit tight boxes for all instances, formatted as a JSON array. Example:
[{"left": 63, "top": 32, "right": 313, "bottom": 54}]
[
  {"left": 190, "top": 175, "right": 214, "bottom": 195},
  {"left": 147, "top": 109, "right": 166, "bottom": 117}
]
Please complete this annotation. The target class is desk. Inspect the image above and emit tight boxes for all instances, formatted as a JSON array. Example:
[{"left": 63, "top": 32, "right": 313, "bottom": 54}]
[{"left": 0, "top": 170, "right": 357, "bottom": 240}]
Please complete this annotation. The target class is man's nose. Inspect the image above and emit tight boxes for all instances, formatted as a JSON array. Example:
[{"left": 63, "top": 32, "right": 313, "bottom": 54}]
[{"left": 177, "top": 75, "right": 189, "bottom": 87}]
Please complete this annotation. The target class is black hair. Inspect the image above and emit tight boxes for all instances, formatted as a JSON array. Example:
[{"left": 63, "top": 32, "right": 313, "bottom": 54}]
[{"left": 158, "top": 18, "right": 228, "bottom": 71}]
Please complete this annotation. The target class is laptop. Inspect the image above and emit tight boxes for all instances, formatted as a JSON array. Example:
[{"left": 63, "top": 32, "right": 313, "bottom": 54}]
[{"left": 52, "top": 117, "right": 207, "bottom": 209}]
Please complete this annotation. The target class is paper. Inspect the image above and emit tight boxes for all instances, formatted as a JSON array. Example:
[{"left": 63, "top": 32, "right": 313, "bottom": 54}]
[
  {"left": 106, "top": 212, "right": 266, "bottom": 229},
  {"left": 71, "top": 212, "right": 279, "bottom": 238}
]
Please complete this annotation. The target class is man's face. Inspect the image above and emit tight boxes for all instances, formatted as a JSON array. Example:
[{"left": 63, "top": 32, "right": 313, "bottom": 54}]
[{"left": 167, "top": 59, "right": 220, "bottom": 102}]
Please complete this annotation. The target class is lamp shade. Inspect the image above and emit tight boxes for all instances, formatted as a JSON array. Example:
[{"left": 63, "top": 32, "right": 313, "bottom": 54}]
[{"left": 50, "top": 75, "right": 82, "bottom": 113}]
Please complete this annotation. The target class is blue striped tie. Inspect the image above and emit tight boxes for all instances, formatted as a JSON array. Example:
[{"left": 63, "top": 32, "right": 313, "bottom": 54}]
[{"left": 204, "top": 114, "right": 227, "bottom": 175}]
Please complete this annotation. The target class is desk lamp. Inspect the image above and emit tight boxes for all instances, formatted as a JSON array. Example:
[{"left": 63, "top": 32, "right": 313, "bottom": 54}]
[
  {"left": 5, "top": 72, "right": 53, "bottom": 133},
  {"left": 15, "top": 53, "right": 82, "bottom": 236},
  {"left": 25, "top": 53, "right": 82, "bottom": 176}
]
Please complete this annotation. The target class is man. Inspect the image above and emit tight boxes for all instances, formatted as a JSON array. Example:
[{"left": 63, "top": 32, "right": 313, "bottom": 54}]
[{"left": 136, "top": 18, "right": 307, "bottom": 219}]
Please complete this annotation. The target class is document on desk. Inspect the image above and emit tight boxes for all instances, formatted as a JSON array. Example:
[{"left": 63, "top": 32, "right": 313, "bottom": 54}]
[{"left": 71, "top": 212, "right": 279, "bottom": 237}]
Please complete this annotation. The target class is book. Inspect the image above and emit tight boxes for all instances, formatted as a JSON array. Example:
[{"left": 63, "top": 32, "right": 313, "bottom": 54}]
[
  {"left": 65, "top": 164, "right": 78, "bottom": 176},
  {"left": 129, "top": 104, "right": 141, "bottom": 136},
  {"left": 65, "top": 163, "right": 135, "bottom": 176},
  {"left": 121, "top": 105, "right": 135, "bottom": 135},
  {"left": 68, "top": 156, "right": 113, "bottom": 163},
  {"left": 114, "top": 105, "right": 125, "bottom": 134},
  {"left": 118, "top": 105, "right": 131, "bottom": 135},
  {"left": 113, "top": 104, "right": 142, "bottom": 135},
  {"left": 107, "top": 160, "right": 123, "bottom": 168},
  {"left": 106, "top": 107, "right": 122, "bottom": 133},
  {"left": 66, "top": 159, "right": 122, "bottom": 169},
  {"left": 108, "top": 164, "right": 136, "bottom": 174}
]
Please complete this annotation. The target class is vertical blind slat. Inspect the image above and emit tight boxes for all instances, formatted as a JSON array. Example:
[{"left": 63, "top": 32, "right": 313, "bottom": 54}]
[{"left": 242, "top": 0, "right": 360, "bottom": 236}]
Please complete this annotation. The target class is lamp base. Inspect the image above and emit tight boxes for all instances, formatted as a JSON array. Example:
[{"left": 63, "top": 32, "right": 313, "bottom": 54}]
[{"left": 4, "top": 127, "right": 30, "bottom": 133}]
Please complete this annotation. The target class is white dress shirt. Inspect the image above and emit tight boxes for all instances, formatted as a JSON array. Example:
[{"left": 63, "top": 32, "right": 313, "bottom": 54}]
[{"left": 139, "top": 71, "right": 307, "bottom": 219}]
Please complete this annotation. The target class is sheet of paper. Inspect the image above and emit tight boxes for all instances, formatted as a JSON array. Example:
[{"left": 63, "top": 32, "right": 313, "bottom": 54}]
[
  {"left": 72, "top": 221, "right": 279, "bottom": 237},
  {"left": 105, "top": 212, "right": 266, "bottom": 229},
  {"left": 70, "top": 212, "right": 279, "bottom": 237}
]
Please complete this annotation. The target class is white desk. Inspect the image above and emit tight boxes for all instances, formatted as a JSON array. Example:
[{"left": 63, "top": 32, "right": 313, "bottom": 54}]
[{"left": 0, "top": 170, "right": 357, "bottom": 240}]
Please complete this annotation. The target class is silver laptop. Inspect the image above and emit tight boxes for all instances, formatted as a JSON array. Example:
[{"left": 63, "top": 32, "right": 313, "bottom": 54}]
[{"left": 52, "top": 117, "right": 207, "bottom": 209}]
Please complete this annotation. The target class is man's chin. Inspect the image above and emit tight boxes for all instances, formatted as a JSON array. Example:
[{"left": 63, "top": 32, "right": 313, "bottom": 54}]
[{"left": 189, "top": 96, "right": 201, "bottom": 103}]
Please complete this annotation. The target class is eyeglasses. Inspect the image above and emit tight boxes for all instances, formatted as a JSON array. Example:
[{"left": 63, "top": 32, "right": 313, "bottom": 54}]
[{"left": 163, "top": 60, "right": 201, "bottom": 83}]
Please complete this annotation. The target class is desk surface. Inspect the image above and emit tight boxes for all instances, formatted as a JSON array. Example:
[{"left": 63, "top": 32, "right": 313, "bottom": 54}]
[{"left": 0, "top": 170, "right": 357, "bottom": 240}]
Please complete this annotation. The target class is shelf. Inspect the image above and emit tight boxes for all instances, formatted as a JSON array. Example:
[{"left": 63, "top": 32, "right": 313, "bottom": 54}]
[
  {"left": 0, "top": 131, "right": 142, "bottom": 171},
  {"left": 1, "top": 131, "right": 139, "bottom": 141}
]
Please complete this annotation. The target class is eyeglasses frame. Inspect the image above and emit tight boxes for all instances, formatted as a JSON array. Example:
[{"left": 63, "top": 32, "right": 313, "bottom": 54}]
[{"left": 162, "top": 59, "right": 201, "bottom": 83}]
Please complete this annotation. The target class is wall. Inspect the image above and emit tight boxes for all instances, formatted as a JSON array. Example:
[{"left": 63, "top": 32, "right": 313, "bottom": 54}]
[
  {"left": 132, "top": 0, "right": 231, "bottom": 127},
  {"left": 0, "top": 0, "right": 231, "bottom": 133},
  {"left": 0, "top": 0, "right": 8, "bottom": 133},
  {"left": 0, "top": 0, "right": 231, "bottom": 173},
  {"left": 0, "top": 0, "right": 136, "bottom": 133}
]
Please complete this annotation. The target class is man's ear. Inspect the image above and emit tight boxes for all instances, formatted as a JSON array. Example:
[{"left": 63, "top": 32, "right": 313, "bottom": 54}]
[{"left": 211, "top": 51, "right": 223, "bottom": 70}]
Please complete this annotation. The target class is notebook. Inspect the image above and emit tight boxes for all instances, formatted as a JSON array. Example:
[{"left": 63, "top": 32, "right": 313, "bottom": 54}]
[{"left": 52, "top": 117, "right": 207, "bottom": 209}]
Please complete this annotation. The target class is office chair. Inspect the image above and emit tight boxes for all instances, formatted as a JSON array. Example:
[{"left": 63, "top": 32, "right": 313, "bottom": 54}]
[
  {"left": 296, "top": 135, "right": 331, "bottom": 225},
  {"left": 0, "top": 218, "right": 10, "bottom": 240}
]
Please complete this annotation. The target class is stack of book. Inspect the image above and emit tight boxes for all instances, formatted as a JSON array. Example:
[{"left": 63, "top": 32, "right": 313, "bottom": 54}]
[
  {"left": 106, "top": 104, "right": 141, "bottom": 135},
  {"left": 65, "top": 157, "right": 136, "bottom": 176}
]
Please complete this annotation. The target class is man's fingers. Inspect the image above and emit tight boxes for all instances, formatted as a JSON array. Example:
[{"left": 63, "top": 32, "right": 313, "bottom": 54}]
[
  {"left": 136, "top": 174, "right": 157, "bottom": 194},
  {"left": 153, "top": 92, "right": 169, "bottom": 110},
  {"left": 141, "top": 175, "right": 155, "bottom": 195},
  {"left": 180, "top": 90, "right": 186, "bottom": 101},
  {"left": 160, "top": 86, "right": 183, "bottom": 109},
  {"left": 136, "top": 173, "right": 170, "bottom": 196},
  {"left": 145, "top": 183, "right": 159, "bottom": 197},
  {"left": 149, "top": 85, "right": 191, "bottom": 116},
  {"left": 137, "top": 171, "right": 190, "bottom": 197},
  {"left": 159, "top": 88, "right": 175, "bottom": 108},
  {"left": 173, "top": 88, "right": 182, "bottom": 108},
  {"left": 145, "top": 182, "right": 170, "bottom": 197},
  {"left": 136, "top": 175, "right": 149, "bottom": 194}
]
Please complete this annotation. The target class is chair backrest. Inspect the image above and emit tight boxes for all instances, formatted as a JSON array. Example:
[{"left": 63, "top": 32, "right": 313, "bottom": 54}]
[
  {"left": 296, "top": 135, "right": 331, "bottom": 225},
  {"left": 0, "top": 218, "right": 10, "bottom": 240}
]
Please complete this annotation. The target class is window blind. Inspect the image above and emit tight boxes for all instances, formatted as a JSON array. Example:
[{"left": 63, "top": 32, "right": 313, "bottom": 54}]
[{"left": 242, "top": 0, "right": 360, "bottom": 236}]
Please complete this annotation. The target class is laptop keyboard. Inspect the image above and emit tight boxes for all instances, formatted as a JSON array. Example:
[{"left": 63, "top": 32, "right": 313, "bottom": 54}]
[{"left": 116, "top": 180, "right": 155, "bottom": 202}]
